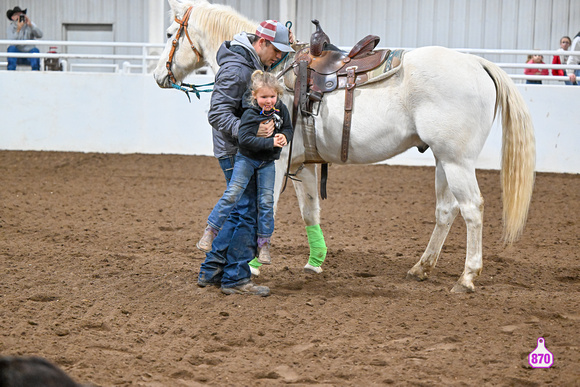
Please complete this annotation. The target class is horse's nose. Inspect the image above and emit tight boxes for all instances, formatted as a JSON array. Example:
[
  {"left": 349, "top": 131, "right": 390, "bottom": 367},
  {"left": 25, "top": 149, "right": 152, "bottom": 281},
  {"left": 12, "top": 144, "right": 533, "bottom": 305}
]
[{"left": 153, "top": 71, "right": 170, "bottom": 89}]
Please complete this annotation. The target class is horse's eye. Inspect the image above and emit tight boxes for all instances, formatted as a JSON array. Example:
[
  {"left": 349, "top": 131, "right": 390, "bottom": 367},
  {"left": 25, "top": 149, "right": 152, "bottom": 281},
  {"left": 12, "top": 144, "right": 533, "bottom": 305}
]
[{"left": 166, "top": 32, "right": 172, "bottom": 39}]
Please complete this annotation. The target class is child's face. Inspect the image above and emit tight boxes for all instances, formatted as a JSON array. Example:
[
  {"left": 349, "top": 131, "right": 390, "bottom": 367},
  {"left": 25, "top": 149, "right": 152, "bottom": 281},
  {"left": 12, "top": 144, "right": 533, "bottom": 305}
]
[
  {"left": 532, "top": 54, "right": 543, "bottom": 63},
  {"left": 560, "top": 39, "right": 571, "bottom": 49},
  {"left": 253, "top": 87, "right": 278, "bottom": 111}
]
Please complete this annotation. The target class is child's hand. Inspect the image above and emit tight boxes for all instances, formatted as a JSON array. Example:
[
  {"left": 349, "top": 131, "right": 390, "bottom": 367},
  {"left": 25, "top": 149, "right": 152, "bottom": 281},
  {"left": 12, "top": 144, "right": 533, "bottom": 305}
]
[{"left": 273, "top": 133, "right": 287, "bottom": 148}]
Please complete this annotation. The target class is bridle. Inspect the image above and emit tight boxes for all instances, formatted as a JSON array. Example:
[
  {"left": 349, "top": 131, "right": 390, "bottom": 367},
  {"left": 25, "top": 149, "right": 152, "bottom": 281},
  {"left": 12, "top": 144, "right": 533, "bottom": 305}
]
[
  {"left": 166, "top": 6, "right": 213, "bottom": 101},
  {"left": 166, "top": 6, "right": 201, "bottom": 82}
]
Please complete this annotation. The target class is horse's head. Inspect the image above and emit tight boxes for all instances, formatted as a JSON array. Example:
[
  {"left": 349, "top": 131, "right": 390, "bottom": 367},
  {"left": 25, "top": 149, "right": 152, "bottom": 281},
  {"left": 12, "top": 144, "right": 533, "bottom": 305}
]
[
  {"left": 153, "top": 0, "right": 208, "bottom": 88},
  {"left": 153, "top": 0, "right": 259, "bottom": 90}
]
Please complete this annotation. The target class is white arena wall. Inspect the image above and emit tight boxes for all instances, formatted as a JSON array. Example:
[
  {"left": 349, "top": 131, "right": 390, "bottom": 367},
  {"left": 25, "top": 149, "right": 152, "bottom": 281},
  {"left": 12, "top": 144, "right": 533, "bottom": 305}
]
[{"left": 1, "top": 70, "right": 578, "bottom": 174}]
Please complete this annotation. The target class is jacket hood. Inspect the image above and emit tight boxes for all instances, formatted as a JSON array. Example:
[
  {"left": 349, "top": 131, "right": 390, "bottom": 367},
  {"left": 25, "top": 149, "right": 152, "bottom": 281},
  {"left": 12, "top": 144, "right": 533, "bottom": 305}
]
[{"left": 216, "top": 32, "right": 264, "bottom": 71}]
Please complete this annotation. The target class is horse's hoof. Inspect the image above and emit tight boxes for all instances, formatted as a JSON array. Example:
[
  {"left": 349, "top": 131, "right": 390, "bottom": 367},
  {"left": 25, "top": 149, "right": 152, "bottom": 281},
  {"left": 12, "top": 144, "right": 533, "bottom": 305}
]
[
  {"left": 250, "top": 266, "right": 260, "bottom": 277},
  {"left": 406, "top": 269, "right": 428, "bottom": 281},
  {"left": 450, "top": 283, "right": 475, "bottom": 293},
  {"left": 304, "top": 264, "right": 323, "bottom": 274}
]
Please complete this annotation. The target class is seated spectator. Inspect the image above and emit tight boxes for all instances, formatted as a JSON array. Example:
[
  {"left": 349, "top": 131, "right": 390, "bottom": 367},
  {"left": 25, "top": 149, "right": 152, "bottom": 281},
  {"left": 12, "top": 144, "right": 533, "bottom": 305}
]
[
  {"left": 6, "top": 6, "right": 43, "bottom": 71},
  {"left": 524, "top": 53, "right": 548, "bottom": 84},
  {"left": 566, "top": 31, "right": 580, "bottom": 85},
  {"left": 552, "top": 36, "right": 572, "bottom": 84}
]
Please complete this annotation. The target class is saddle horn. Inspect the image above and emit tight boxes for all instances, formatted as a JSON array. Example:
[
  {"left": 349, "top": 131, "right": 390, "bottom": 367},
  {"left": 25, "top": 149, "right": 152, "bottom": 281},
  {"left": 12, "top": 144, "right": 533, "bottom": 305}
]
[{"left": 310, "top": 19, "right": 330, "bottom": 56}]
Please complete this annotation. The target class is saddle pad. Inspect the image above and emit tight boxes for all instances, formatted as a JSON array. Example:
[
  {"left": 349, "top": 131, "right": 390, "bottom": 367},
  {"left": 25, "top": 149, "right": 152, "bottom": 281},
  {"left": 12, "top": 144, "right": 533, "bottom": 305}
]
[
  {"left": 365, "top": 49, "right": 405, "bottom": 84},
  {"left": 282, "top": 49, "right": 406, "bottom": 92}
]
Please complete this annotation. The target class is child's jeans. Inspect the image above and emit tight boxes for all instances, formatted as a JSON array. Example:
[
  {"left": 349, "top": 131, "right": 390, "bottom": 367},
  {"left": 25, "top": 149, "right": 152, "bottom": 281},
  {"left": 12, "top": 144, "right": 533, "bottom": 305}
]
[{"left": 208, "top": 153, "right": 275, "bottom": 238}]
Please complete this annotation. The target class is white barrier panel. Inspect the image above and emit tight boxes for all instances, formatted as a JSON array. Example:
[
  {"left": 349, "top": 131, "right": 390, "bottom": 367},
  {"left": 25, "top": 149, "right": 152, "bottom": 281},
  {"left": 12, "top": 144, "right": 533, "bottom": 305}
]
[
  {"left": 1, "top": 71, "right": 214, "bottom": 156},
  {"left": 385, "top": 84, "right": 580, "bottom": 174},
  {"left": 0, "top": 71, "right": 578, "bottom": 174}
]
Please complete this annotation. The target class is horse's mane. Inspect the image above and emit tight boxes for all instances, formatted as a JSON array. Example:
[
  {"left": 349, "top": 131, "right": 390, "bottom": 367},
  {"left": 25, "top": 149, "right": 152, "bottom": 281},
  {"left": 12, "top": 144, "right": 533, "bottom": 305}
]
[{"left": 187, "top": 0, "right": 258, "bottom": 52}]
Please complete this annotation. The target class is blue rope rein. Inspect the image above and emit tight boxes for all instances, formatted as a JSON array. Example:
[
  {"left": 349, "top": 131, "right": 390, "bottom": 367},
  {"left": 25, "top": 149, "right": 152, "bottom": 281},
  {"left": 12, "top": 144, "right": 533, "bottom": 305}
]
[
  {"left": 271, "top": 21, "right": 293, "bottom": 71},
  {"left": 171, "top": 81, "right": 214, "bottom": 103}
]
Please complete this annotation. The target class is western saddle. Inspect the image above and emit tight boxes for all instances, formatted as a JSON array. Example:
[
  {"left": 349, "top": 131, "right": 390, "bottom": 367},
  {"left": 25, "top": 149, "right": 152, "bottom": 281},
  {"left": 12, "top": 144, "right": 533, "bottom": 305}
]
[
  {"left": 292, "top": 20, "right": 395, "bottom": 163},
  {"left": 283, "top": 20, "right": 403, "bottom": 198}
]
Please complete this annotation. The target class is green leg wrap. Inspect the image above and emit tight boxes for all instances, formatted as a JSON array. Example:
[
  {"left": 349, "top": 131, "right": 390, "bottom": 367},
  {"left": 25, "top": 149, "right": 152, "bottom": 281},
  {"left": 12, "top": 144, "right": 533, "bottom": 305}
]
[
  {"left": 306, "top": 224, "right": 327, "bottom": 267},
  {"left": 249, "top": 258, "right": 262, "bottom": 269}
]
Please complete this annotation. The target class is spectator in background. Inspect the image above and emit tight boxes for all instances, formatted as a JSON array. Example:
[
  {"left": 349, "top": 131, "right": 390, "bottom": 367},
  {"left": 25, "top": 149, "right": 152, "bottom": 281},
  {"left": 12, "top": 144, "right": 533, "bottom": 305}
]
[
  {"left": 552, "top": 36, "right": 572, "bottom": 85},
  {"left": 524, "top": 53, "right": 548, "bottom": 84},
  {"left": 566, "top": 31, "right": 580, "bottom": 85},
  {"left": 6, "top": 6, "right": 43, "bottom": 71}
]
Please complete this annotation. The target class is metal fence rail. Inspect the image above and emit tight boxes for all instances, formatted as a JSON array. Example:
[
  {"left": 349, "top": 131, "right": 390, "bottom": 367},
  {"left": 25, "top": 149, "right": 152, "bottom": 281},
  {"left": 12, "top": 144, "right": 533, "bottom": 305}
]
[
  {"left": 1, "top": 40, "right": 579, "bottom": 84},
  {"left": 0, "top": 39, "right": 164, "bottom": 74}
]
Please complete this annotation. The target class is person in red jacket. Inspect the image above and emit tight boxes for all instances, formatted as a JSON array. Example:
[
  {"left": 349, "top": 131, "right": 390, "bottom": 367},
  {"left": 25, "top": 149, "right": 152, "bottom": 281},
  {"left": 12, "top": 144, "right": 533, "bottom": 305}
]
[
  {"left": 524, "top": 53, "right": 549, "bottom": 84},
  {"left": 552, "top": 36, "right": 572, "bottom": 84}
]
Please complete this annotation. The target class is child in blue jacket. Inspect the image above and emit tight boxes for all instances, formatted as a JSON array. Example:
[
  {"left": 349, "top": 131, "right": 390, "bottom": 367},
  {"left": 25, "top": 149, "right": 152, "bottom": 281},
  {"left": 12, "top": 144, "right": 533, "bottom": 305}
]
[{"left": 198, "top": 70, "right": 294, "bottom": 264}]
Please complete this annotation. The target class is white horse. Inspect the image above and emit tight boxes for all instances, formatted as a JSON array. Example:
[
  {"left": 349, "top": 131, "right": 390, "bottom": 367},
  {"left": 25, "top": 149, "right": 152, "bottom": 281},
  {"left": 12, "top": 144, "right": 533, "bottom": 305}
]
[{"left": 153, "top": 0, "right": 535, "bottom": 293}]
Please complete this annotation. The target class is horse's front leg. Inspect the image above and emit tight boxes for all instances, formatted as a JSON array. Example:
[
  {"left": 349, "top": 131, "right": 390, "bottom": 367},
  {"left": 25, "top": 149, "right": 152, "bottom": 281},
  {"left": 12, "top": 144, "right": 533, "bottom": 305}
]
[
  {"left": 250, "top": 151, "right": 328, "bottom": 275},
  {"left": 291, "top": 163, "right": 327, "bottom": 273}
]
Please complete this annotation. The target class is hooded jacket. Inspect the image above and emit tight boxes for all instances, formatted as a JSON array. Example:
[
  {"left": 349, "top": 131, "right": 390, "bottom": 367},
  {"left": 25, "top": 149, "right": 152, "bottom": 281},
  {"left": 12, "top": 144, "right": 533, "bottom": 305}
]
[
  {"left": 7, "top": 20, "right": 43, "bottom": 52},
  {"left": 238, "top": 90, "right": 293, "bottom": 162},
  {"left": 207, "top": 32, "right": 266, "bottom": 158},
  {"left": 566, "top": 33, "right": 580, "bottom": 76}
]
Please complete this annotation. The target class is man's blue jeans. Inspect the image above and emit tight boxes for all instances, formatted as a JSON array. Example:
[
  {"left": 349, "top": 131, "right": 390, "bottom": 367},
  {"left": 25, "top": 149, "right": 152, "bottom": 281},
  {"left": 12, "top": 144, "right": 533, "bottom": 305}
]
[
  {"left": 7, "top": 45, "right": 40, "bottom": 70},
  {"left": 198, "top": 154, "right": 258, "bottom": 288},
  {"left": 207, "top": 153, "right": 275, "bottom": 238}
]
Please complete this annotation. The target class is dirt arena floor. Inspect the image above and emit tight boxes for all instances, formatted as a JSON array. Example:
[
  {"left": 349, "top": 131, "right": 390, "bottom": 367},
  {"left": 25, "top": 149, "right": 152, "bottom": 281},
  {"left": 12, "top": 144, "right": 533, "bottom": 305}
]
[{"left": 0, "top": 151, "right": 578, "bottom": 386}]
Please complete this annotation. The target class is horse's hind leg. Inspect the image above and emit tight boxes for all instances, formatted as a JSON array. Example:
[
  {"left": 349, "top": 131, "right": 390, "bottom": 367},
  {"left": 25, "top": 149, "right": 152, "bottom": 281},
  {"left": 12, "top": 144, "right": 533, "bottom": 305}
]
[
  {"left": 407, "top": 161, "right": 460, "bottom": 281},
  {"left": 439, "top": 162, "right": 484, "bottom": 293}
]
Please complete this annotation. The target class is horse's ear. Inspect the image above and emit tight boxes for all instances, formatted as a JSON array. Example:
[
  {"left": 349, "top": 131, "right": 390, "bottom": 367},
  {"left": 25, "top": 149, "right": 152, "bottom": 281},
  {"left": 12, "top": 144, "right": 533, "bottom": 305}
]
[{"left": 168, "top": 0, "right": 184, "bottom": 13}]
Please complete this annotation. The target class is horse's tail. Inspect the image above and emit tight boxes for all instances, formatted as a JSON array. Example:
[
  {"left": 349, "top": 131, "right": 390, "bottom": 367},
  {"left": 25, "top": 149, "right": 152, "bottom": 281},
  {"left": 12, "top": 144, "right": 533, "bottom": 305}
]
[{"left": 478, "top": 57, "right": 536, "bottom": 244}]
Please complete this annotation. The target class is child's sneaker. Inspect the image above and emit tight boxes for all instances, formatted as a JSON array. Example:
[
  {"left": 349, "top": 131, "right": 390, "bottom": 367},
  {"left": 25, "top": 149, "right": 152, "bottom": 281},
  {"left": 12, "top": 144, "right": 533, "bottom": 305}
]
[
  {"left": 197, "top": 225, "right": 217, "bottom": 252},
  {"left": 256, "top": 237, "right": 272, "bottom": 265}
]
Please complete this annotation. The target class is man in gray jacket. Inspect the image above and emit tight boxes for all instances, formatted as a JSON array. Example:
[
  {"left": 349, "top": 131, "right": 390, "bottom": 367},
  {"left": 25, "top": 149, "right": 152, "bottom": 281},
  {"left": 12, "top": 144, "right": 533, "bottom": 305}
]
[
  {"left": 6, "top": 6, "right": 43, "bottom": 71},
  {"left": 197, "top": 20, "right": 294, "bottom": 296}
]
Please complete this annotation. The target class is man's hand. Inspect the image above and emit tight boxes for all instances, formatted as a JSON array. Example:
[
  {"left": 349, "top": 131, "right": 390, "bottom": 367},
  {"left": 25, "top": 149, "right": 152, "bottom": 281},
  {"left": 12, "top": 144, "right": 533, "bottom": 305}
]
[
  {"left": 17, "top": 17, "right": 26, "bottom": 30},
  {"left": 257, "top": 120, "right": 275, "bottom": 138},
  {"left": 289, "top": 29, "right": 296, "bottom": 45}
]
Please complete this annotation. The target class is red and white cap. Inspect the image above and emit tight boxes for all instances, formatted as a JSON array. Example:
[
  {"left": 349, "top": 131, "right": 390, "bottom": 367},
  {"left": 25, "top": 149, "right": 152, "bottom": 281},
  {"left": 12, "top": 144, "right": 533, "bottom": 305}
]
[{"left": 255, "top": 20, "right": 294, "bottom": 52}]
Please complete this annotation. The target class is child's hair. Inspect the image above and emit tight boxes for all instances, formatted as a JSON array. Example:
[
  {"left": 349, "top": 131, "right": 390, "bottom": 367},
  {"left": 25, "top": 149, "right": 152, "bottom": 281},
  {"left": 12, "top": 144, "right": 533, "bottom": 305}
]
[
  {"left": 248, "top": 70, "right": 284, "bottom": 105},
  {"left": 526, "top": 52, "right": 543, "bottom": 62}
]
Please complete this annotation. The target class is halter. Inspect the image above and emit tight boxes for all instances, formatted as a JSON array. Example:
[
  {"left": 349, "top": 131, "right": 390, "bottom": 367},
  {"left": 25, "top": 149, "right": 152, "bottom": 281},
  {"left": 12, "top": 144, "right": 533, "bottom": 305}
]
[{"left": 166, "top": 6, "right": 213, "bottom": 101}]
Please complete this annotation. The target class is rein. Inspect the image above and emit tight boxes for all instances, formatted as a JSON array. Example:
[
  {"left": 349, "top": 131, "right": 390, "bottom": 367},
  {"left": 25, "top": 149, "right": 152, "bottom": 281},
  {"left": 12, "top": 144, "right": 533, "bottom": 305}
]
[{"left": 166, "top": 6, "right": 214, "bottom": 102}]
